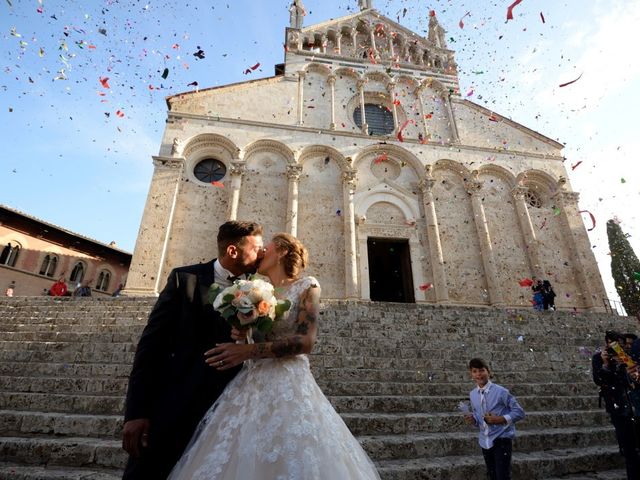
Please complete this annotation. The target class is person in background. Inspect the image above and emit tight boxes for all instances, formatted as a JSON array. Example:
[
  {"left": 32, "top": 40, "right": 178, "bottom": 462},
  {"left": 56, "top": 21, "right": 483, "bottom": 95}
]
[
  {"left": 112, "top": 283, "right": 124, "bottom": 297},
  {"left": 623, "top": 333, "right": 638, "bottom": 354},
  {"left": 4, "top": 281, "right": 15, "bottom": 297},
  {"left": 531, "top": 280, "right": 544, "bottom": 311},
  {"left": 50, "top": 277, "right": 68, "bottom": 297},
  {"left": 542, "top": 280, "right": 556, "bottom": 311}
]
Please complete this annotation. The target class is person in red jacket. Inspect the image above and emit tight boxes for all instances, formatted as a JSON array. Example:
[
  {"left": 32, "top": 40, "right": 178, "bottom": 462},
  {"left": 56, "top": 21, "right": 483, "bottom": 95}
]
[{"left": 49, "top": 278, "right": 68, "bottom": 296}]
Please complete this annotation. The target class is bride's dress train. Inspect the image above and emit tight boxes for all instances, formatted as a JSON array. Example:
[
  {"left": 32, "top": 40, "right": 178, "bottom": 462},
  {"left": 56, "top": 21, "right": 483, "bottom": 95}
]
[{"left": 168, "top": 276, "right": 380, "bottom": 480}]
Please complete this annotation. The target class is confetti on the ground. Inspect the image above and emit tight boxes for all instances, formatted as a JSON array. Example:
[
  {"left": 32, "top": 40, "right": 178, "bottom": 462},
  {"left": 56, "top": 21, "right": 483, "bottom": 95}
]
[
  {"left": 519, "top": 278, "right": 533, "bottom": 287},
  {"left": 374, "top": 153, "right": 388, "bottom": 164}
]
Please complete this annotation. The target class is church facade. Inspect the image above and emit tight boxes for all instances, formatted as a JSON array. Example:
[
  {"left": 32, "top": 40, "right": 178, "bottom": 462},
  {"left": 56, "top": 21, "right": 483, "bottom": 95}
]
[{"left": 125, "top": 1, "right": 607, "bottom": 310}]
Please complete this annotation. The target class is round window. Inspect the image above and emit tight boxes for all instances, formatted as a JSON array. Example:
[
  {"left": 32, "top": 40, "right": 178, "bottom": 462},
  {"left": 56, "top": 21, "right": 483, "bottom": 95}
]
[
  {"left": 354, "top": 103, "right": 395, "bottom": 136},
  {"left": 194, "top": 159, "right": 226, "bottom": 183}
]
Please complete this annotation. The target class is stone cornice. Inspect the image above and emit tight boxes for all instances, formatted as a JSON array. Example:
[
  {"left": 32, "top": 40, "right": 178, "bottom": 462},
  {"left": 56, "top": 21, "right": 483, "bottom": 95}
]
[
  {"left": 167, "top": 111, "right": 565, "bottom": 161},
  {"left": 152, "top": 156, "right": 184, "bottom": 169}
]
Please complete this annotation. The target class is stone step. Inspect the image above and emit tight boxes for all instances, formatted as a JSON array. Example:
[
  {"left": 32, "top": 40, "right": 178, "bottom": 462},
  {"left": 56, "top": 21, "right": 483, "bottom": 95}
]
[
  {"left": 0, "top": 408, "right": 609, "bottom": 440},
  {"left": 0, "top": 436, "right": 124, "bottom": 470},
  {"left": 544, "top": 470, "right": 627, "bottom": 480},
  {"left": 342, "top": 409, "right": 610, "bottom": 435},
  {"left": 315, "top": 368, "right": 592, "bottom": 384},
  {"left": 374, "top": 445, "right": 624, "bottom": 480},
  {"left": 0, "top": 392, "right": 124, "bottom": 416},
  {"left": 0, "top": 411, "right": 122, "bottom": 438},
  {"left": 0, "top": 463, "right": 122, "bottom": 480},
  {"left": 360, "top": 426, "right": 615, "bottom": 460},
  {"left": 0, "top": 348, "right": 134, "bottom": 365},
  {"left": 0, "top": 374, "right": 597, "bottom": 398},
  {"left": 0, "top": 362, "right": 132, "bottom": 379},
  {"left": 328, "top": 395, "right": 598, "bottom": 413}
]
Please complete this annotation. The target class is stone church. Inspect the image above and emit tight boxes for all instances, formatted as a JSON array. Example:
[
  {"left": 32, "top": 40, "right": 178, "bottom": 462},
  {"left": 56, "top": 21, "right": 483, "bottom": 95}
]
[{"left": 124, "top": 0, "right": 606, "bottom": 310}]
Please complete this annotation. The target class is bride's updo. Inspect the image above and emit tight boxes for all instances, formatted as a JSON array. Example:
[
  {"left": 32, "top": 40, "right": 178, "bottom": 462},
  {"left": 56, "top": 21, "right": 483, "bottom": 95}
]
[{"left": 272, "top": 233, "right": 308, "bottom": 279}]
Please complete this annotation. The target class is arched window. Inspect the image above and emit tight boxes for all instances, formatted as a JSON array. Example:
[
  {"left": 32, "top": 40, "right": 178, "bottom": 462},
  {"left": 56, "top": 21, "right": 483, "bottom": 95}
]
[
  {"left": 96, "top": 270, "right": 111, "bottom": 291},
  {"left": 70, "top": 262, "right": 85, "bottom": 283},
  {"left": 39, "top": 254, "right": 58, "bottom": 277},
  {"left": 0, "top": 242, "right": 20, "bottom": 267},
  {"left": 354, "top": 103, "right": 395, "bottom": 136}
]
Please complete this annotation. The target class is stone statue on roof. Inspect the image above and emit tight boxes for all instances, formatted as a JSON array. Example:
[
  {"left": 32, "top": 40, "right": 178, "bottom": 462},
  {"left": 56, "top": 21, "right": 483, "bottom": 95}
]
[{"left": 289, "top": 0, "right": 306, "bottom": 29}]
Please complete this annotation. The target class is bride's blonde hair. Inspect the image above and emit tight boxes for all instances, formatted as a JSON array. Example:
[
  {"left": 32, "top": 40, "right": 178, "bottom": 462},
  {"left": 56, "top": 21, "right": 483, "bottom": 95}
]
[{"left": 272, "top": 233, "right": 308, "bottom": 279}]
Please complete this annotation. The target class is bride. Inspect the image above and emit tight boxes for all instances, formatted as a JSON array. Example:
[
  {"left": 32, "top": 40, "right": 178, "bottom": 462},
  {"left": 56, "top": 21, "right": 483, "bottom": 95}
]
[{"left": 168, "top": 233, "right": 380, "bottom": 479}]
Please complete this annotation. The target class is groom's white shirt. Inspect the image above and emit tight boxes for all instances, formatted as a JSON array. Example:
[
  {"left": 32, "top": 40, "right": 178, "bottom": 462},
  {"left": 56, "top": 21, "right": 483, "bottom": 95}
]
[{"left": 213, "top": 259, "right": 235, "bottom": 288}]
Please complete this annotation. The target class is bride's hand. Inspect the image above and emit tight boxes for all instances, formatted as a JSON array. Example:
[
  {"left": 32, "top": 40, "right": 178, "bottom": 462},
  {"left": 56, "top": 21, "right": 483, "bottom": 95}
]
[
  {"left": 205, "top": 343, "right": 253, "bottom": 370},
  {"left": 230, "top": 327, "right": 250, "bottom": 342}
]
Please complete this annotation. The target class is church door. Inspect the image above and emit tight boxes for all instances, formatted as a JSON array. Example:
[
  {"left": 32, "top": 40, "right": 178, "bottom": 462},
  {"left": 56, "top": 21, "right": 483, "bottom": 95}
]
[{"left": 367, "top": 237, "right": 414, "bottom": 303}]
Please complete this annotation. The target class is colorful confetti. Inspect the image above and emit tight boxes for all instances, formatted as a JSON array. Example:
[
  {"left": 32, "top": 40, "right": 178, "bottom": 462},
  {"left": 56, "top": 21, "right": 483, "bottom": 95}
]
[{"left": 559, "top": 73, "right": 583, "bottom": 88}]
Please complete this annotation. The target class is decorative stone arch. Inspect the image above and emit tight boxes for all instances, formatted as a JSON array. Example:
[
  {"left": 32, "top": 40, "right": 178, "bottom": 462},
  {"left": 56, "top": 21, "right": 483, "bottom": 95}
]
[
  {"left": 242, "top": 139, "right": 296, "bottom": 165},
  {"left": 303, "top": 62, "right": 333, "bottom": 76},
  {"left": 334, "top": 67, "right": 361, "bottom": 81},
  {"left": 394, "top": 74, "right": 420, "bottom": 91},
  {"left": 182, "top": 133, "right": 240, "bottom": 161},
  {"left": 516, "top": 169, "right": 559, "bottom": 193},
  {"left": 477, "top": 164, "right": 517, "bottom": 188},
  {"left": 420, "top": 78, "right": 448, "bottom": 97},
  {"left": 433, "top": 159, "right": 472, "bottom": 182},
  {"left": 364, "top": 70, "right": 392, "bottom": 85},
  {"left": 355, "top": 190, "right": 419, "bottom": 221},
  {"left": 355, "top": 144, "right": 423, "bottom": 180},
  {"left": 297, "top": 145, "right": 350, "bottom": 172}
]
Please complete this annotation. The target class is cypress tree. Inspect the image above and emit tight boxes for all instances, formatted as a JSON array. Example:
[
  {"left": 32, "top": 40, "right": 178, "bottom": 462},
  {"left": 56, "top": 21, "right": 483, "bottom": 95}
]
[{"left": 607, "top": 219, "right": 640, "bottom": 316}]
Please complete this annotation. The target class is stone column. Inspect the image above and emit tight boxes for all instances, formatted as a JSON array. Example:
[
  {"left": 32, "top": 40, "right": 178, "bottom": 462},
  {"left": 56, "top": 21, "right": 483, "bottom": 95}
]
[
  {"left": 297, "top": 70, "right": 306, "bottom": 126},
  {"left": 343, "top": 170, "right": 359, "bottom": 299},
  {"left": 415, "top": 86, "right": 430, "bottom": 140},
  {"left": 368, "top": 27, "right": 377, "bottom": 55},
  {"left": 123, "top": 156, "right": 184, "bottom": 296},
  {"left": 386, "top": 81, "right": 399, "bottom": 131},
  {"left": 388, "top": 35, "right": 395, "bottom": 57},
  {"left": 285, "top": 164, "right": 303, "bottom": 236},
  {"left": 357, "top": 79, "right": 368, "bottom": 134},
  {"left": 335, "top": 32, "right": 342, "bottom": 55},
  {"left": 511, "top": 186, "right": 543, "bottom": 279},
  {"left": 226, "top": 162, "right": 245, "bottom": 221},
  {"left": 320, "top": 34, "right": 328, "bottom": 54},
  {"left": 415, "top": 47, "right": 424, "bottom": 65},
  {"left": 328, "top": 74, "right": 336, "bottom": 130},
  {"left": 465, "top": 177, "right": 503, "bottom": 306},
  {"left": 418, "top": 174, "right": 448, "bottom": 302},
  {"left": 445, "top": 95, "right": 460, "bottom": 143},
  {"left": 351, "top": 32, "right": 358, "bottom": 56},
  {"left": 551, "top": 190, "right": 597, "bottom": 309}
]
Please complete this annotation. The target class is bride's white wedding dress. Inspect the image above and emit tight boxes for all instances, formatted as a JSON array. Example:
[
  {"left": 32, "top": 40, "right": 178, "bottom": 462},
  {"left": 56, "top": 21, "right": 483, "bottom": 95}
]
[{"left": 168, "top": 276, "right": 380, "bottom": 480}]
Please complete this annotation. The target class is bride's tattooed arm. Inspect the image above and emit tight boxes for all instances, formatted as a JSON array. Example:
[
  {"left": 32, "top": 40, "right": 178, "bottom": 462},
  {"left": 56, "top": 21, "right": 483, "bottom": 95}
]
[{"left": 251, "top": 283, "right": 320, "bottom": 359}]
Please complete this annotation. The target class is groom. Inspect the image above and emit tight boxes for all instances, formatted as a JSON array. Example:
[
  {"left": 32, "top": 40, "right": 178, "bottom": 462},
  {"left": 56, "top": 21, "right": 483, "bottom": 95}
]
[{"left": 122, "top": 220, "right": 264, "bottom": 479}]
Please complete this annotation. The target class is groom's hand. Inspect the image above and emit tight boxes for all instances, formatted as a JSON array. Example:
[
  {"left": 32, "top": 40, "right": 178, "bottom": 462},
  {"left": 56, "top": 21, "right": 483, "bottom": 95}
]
[
  {"left": 122, "top": 418, "right": 150, "bottom": 457},
  {"left": 205, "top": 343, "right": 253, "bottom": 370}
]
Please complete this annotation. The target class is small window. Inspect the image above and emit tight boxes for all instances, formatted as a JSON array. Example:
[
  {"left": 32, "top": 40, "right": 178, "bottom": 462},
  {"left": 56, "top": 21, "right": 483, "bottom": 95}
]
[
  {"left": 525, "top": 190, "right": 543, "bottom": 208},
  {"left": 39, "top": 254, "right": 58, "bottom": 277},
  {"left": 0, "top": 243, "right": 20, "bottom": 267},
  {"left": 96, "top": 270, "right": 111, "bottom": 291},
  {"left": 194, "top": 159, "right": 226, "bottom": 183},
  {"left": 70, "top": 262, "right": 85, "bottom": 283},
  {"left": 354, "top": 103, "right": 395, "bottom": 136}
]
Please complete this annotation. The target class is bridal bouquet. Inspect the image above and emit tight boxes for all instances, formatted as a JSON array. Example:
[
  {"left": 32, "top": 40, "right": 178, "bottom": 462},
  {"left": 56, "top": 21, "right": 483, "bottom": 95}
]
[{"left": 208, "top": 277, "right": 291, "bottom": 333}]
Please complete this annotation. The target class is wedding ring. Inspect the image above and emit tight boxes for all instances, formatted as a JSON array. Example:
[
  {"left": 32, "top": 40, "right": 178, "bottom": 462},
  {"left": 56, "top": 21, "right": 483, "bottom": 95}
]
[{"left": 218, "top": 360, "right": 224, "bottom": 366}]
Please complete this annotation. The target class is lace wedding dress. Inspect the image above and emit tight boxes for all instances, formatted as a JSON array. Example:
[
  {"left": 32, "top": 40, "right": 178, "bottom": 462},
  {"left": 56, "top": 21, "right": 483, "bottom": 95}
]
[{"left": 168, "top": 276, "right": 380, "bottom": 480}]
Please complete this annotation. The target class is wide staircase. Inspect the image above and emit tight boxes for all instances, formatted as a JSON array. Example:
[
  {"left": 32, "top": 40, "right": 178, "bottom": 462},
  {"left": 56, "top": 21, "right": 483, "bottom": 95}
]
[{"left": 0, "top": 297, "right": 636, "bottom": 479}]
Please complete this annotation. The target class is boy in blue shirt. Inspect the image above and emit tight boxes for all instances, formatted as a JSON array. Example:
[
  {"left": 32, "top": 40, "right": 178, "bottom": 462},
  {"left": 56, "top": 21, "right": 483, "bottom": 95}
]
[{"left": 464, "top": 358, "right": 525, "bottom": 480}]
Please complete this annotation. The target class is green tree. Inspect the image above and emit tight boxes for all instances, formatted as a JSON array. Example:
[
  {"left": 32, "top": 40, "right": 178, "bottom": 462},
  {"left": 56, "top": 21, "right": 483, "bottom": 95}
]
[{"left": 607, "top": 219, "right": 640, "bottom": 316}]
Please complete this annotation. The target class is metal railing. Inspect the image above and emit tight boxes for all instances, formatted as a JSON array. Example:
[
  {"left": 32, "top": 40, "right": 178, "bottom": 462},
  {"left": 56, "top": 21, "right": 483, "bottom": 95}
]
[{"left": 603, "top": 297, "right": 627, "bottom": 316}]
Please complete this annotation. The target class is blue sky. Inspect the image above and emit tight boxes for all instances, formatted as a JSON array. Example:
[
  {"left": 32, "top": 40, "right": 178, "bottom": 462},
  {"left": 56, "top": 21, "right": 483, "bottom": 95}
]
[{"left": 1, "top": 0, "right": 638, "bottom": 302}]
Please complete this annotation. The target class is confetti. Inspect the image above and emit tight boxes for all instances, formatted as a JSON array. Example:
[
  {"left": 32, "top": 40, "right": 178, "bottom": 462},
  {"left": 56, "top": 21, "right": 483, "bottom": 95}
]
[
  {"left": 161, "top": 68, "right": 169, "bottom": 79},
  {"left": 187, "top": 81, "right": 198, "bottom": 87},
  {"left": 211, "top": 181, "right": 224, "bottom": 188},
  {"left": 570, "top": 161, "right": 582, "bottom": 170},
  {"left": 506, "top": 0, "right": 524, "bottom": 21},
  {"left": 553, "top": 206, "right": 561, "bottom": 216},
  {"left": 336, "top": 209, "right": 341, "bottom": 216},
  {"left": 419, "top": 283, "right": 433, "bottom": 291},
  {"left": 517, "top": 335, "right": 524, "bottom": 342},
  {"left": 373, "top": 153, "right": 388, "bottom": 164},
  {"left": 634, "top": 272, "right": 640, "bottom": 282},
  {"left": 559, "top": 73, "right": 583, "bottom": 88},
  {"left": 518, "top": 278, "right": 533, "bottom": 287},
  {"left": 396, "top": 119, "right": 413, "bottom": 142},
  {"left": 458, "top": 11, "right": 470, "bottom": 29},
  {"left": 115, "top": 110, "right": 124, "bottom": 118},
  {"left": 578, "top": 210, "right": 596, "bottom": 231},
  {"left": 621, "top": 178, "right": 626, "bottom": 183},
  {"left": 244, "top": 62, "right": 261, "bottom": 74},
  {"left": 540, "top": 12, "right": 546, "bottom": 23},
  {"left": 193, "top": 47, "right": 205, "bottom": 59},
  {"left": 99, "top": 77, "right": 110, "bottom": 89}
]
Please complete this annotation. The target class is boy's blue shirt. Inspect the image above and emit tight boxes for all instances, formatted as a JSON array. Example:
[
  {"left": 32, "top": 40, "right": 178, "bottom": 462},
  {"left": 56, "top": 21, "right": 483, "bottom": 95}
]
[{"left": 469, "top": 380, "right": 525, "bottom": 449}]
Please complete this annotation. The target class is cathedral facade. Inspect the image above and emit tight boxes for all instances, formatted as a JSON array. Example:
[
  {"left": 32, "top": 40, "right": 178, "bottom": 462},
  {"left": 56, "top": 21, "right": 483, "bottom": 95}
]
[{"left": 125, "top": 2, "right": 606, "bottom": 310}]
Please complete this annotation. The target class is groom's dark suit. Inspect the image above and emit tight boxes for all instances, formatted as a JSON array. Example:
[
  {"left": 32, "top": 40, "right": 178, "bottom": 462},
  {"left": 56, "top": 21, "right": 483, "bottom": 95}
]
[{"left": 123, "top": 260, "right": 241, "bottom": 479}]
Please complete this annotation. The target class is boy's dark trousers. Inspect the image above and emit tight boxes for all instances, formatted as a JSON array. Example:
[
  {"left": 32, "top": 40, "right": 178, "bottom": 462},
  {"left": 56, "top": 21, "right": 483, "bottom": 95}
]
[{"left": 481, "top": 437, "right": 512, "bottom": 480}]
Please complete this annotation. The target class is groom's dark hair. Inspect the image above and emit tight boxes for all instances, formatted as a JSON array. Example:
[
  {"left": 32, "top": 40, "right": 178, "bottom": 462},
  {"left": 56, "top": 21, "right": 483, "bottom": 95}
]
[{"left": 217, "top": 221, "right": 263, "bottom": 257}]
